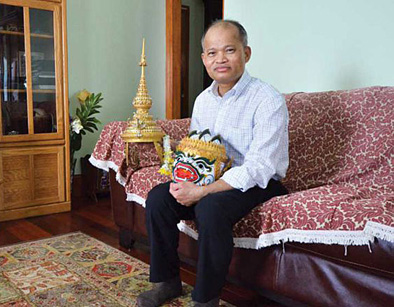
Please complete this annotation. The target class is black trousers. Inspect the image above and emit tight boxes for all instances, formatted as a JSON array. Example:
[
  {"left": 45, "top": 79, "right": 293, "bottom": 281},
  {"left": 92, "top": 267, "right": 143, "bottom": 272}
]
[{"left": 145, "top": 180, "right": 288, "bottom": 303}]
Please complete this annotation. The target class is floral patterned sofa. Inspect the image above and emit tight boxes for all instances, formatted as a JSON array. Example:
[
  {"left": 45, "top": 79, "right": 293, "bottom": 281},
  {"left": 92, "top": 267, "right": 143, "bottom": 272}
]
[{"left": 90, "top": 86, "right": 394, "bottom": 307}]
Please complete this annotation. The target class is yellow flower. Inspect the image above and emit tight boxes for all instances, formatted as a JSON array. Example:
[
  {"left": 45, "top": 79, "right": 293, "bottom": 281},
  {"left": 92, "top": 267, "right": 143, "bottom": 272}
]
[{"left": 77, "top": 89, "right": 91, "bottom": 103}]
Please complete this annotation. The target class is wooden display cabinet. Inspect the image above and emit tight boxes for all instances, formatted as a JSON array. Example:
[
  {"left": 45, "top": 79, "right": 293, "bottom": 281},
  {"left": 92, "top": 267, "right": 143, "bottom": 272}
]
[{"left": 0, "top": 0, "right": 70, "bottom": 221}]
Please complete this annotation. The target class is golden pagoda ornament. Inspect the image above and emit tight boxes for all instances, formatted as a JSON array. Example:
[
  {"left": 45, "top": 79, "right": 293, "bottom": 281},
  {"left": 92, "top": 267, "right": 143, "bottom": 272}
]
[{"left": 121, "top": 39, "right": 164, "bottom": 164}]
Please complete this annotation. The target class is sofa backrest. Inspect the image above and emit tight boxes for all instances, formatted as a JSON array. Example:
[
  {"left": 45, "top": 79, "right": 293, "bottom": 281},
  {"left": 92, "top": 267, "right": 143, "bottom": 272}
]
[
  {"left": 153, "top": 87, "right": 393, "bottom": 195},
  {"left": 282, "top": 86, "right": 394, "bottom": 193},
  {"left": 158, "top": 118, "right": 191, "bottom": 141}
]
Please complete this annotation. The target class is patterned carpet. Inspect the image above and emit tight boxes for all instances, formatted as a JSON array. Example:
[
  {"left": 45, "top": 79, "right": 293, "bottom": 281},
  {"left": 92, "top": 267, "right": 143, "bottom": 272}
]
[{"left": 0, "top": 232, "right": 232, "bottom": 306}]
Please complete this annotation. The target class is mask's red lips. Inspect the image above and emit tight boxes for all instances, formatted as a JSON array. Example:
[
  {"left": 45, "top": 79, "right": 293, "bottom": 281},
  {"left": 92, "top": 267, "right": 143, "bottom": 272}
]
[{"left": 173, "top": 163, "right": 198, "bottom": 182}]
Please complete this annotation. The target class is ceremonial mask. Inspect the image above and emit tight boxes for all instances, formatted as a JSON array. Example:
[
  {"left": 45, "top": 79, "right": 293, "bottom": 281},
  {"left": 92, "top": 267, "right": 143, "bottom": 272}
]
[{"left": 172, "top": 130, "right": 231, "bottom": 186}]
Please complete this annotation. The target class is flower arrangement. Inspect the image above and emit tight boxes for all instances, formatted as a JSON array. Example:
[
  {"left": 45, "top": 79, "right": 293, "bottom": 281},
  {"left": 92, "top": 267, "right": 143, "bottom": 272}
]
[
  {"left": 70, "top": 89, "right": 103, "bottom": 176},
  {"left": 158, "top": 135, "right": 174, "bottom": 176}
]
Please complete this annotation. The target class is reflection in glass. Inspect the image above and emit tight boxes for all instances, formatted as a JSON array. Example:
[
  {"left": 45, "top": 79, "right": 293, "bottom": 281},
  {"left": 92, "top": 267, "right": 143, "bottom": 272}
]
[
  {"left": 0, "top": 4, "right": 24, "bottom": 33},
  {"left": 0, "top": 4, "right": 28, "bottom": 135},
  {"left": 30, "top": 9, "right": 53, "bottom": 36},
  {"left": 30, "top": 8, "right": 57, "bottom": 134},
  {"left": 33, "top": 92, "right": 57, "bottom": 133},
  {"left": 1, "top": 91, "right": 28, "bottom": 135}
]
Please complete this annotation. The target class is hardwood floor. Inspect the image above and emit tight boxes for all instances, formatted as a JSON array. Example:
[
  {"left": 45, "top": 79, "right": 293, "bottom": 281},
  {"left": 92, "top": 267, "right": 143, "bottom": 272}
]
[{"left": 0, "top": 195, "right": 282, "bottom": 307}]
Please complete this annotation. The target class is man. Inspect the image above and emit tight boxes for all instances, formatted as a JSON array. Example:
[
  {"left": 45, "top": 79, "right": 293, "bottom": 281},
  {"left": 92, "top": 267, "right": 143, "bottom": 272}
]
[{"left": 137, "top": 20, "right": 289, "bottom": 307}]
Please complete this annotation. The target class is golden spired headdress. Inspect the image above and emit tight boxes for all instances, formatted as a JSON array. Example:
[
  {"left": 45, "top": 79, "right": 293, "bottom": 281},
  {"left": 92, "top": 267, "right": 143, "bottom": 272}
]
[{"left": 121, "top": 39, "right": 164, "bottom": 164}]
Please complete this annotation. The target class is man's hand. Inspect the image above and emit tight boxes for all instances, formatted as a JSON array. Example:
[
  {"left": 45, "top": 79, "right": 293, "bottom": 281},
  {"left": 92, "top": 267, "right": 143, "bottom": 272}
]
[
  {"left": 169, "top": 182, "right": 206, "bottom": 207},
  {"left": 169, "top": 179, "right": 234, "bottom": 207}
]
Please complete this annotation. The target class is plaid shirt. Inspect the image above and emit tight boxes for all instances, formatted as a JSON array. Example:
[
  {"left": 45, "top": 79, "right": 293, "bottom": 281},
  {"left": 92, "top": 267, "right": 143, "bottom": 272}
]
[{"left": 190, "top": 71, "right": 289, "bottom": 192}]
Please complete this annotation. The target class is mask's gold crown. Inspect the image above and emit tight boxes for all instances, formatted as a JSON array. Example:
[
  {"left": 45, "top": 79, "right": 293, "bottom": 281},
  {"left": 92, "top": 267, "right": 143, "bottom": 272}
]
[{"left": 176, "top": 136, "right": 228, "bottom": 163}]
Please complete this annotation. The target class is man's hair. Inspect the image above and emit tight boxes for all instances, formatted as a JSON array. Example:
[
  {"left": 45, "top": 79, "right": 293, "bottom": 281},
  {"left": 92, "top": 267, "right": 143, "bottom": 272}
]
[{"left": 201, "top": 19, "right": 248, "bottom": 50}]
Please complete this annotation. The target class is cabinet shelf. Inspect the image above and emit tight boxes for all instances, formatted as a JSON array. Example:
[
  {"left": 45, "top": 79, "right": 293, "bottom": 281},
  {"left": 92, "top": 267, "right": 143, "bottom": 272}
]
[
  {"left": 0, "top": 89, "right": 56, "bottom": 93},
  {"left": 0, "top": 29, "right": 54, "bottom": 39}
]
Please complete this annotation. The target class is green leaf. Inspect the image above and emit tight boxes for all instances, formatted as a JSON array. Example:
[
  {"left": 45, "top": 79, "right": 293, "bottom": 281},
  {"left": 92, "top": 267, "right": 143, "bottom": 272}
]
[
  {"left": 89, "top": 110, "right": 100, "bottom": 116},
  {"left": 86, "top": 123, "right": 98, "bottom": 130},
  {"left": 91, "top": 118, "right": 101, "bottom": 123}
]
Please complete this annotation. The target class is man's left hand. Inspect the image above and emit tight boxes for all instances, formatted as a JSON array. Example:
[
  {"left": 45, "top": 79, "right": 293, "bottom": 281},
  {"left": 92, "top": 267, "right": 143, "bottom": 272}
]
[{"left": 169, "top": 182, "right": 206, "bottom": 207}]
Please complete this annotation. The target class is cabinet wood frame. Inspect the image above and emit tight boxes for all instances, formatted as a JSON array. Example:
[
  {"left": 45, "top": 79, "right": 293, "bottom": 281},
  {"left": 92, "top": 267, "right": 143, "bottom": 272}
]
[
  {"left": 0, "top": 0, "right": 70, "bottom": 221},
  {"left": 0, "top": 0, "right": 64, "bottom": 143}
]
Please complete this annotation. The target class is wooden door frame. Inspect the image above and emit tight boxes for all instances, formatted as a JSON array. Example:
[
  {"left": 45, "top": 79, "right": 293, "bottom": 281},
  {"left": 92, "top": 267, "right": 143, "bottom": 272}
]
[
  {"left": 166, "top": 0, "right": 224, "bottom": 119},
  {"left": 180, "top": 5, "right": 190, "bottom": 118},
  {"left": 166, "top": 0, "right": 181, "bottom": 119}
]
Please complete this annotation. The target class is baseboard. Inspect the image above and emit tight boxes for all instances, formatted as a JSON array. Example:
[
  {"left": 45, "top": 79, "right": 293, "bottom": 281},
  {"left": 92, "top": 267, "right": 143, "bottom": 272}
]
[{"left": 0, "top": 202, "right": 71, "bottom": 222}]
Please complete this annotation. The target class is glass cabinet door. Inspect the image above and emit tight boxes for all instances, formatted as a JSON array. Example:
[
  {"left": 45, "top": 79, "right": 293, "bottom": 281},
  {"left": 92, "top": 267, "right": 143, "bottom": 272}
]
[
  {"left": 30, "top": 8, "right": 57, "bottom": 134},
  {"left": 0, "top": 4, "right": 28, "bottom": 136},
  {"left": 0, "top": 3, "right": 59, "bottom": 138}
]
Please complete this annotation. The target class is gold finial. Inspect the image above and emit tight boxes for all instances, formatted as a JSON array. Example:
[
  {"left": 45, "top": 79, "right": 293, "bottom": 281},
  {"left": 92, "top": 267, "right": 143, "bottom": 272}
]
[
  {"left": 121, "top": 38, "right": 164, "bottom": 164},
  {"left": 132, "top": 38, "right": 152, "bottom": 111},
  {"left": 140, "top": 38, "right": 146, "bottom": 67}
]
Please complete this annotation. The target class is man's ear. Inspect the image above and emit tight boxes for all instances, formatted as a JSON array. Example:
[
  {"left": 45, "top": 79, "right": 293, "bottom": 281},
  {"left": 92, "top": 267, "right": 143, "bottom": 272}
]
[
  {"left": 244, "top": 46, "right": 251, "bottom": 63},
  {"left": 201, "top": 52, "right": 207, "bottom": 66}
]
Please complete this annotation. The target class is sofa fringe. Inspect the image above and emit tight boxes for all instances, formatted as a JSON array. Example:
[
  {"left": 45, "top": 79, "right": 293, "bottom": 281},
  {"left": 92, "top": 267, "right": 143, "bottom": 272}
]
[
  {"left": 176, "top": 222, "right": 376, "bottom": 249},
  {"left": 177, "top": 222, "right": 199, "bottom": 240},
  {"left": 281, "top": 240, "right": 286, "bottom": 254},
  {"left": 126, "top": 194, "right": 146, "bottom": 207},
  {"left": 364, "top": 221, "right": 394, "bottom": 243},
  {"left": 367, "top": 242, "right": 372, "bottom": 253},
  {"left": 88, "top": 156, "right": 127, "bottom": 186},
  {"left": 89, "top": 155, "right": 111, "bottom": 172},
  {"left": 240, "top": 230, "right": 373, "bottom": 249}
]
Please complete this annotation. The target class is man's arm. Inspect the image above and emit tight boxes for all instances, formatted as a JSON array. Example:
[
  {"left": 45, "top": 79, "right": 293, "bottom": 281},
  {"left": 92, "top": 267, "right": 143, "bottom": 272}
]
[
  {"left": 221, "top": 95, "right": 289, "bottom": 191},
  {"left": 169, "top": 179, "right": 233, "bottom": 207}
]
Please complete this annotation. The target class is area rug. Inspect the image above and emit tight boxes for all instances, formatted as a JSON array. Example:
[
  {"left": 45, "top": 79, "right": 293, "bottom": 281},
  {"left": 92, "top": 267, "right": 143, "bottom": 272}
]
[{"left": 0, "top": 232, "right": 232, "bottom": 306}]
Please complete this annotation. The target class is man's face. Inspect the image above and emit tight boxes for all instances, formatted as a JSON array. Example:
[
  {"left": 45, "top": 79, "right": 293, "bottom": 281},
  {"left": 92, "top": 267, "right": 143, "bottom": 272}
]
[{"left": 201, "top": 24, "right": 251, "bottom": 90}]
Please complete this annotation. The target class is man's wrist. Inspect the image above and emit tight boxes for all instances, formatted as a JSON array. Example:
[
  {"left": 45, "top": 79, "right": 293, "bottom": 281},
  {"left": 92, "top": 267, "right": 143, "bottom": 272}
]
[
  {"left": 200, "top": 185, "right": 210, "bottom": 198},
  {"left": 200, "top": 179, "right": 233, "bottom": 197}
]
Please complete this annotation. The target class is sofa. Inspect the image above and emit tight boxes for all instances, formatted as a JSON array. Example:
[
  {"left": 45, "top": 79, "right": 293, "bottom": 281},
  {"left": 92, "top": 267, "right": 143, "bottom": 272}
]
[{"left": 90, "top": 86, "right": 394, "bottom": 306}]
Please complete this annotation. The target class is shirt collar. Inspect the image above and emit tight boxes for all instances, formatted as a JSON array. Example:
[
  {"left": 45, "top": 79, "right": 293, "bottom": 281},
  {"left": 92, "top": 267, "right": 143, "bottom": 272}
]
[{"left": 208, "top": 70, "right": 252, "bottom": 98}]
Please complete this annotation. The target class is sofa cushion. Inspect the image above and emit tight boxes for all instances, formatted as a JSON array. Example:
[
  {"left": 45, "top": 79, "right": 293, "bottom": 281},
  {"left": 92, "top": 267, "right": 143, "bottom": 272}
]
[{"left": 122, "top": 165, "right": 393, "bottom": 248}]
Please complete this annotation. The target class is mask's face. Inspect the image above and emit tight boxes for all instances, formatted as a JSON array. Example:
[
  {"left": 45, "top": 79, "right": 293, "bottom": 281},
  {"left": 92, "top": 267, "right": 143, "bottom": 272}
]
[{"left": 172, "top": 150, "right": 217, "bottom": 186}]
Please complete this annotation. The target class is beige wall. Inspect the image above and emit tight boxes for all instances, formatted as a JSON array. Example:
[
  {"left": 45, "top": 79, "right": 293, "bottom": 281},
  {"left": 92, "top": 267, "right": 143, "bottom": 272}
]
[
  {"left": 67, "top": 0, "right": 166, "bottom": 174},
  {"left": 225, "top": 0, "right": 394, "bottom": 93}
]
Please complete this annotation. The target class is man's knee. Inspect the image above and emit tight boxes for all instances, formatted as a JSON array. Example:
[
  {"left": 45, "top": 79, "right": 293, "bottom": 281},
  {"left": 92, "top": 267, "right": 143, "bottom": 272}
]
[
  {"left": 195, "top": 194, "right": 228, "bottom": 230},
  {"left": 146, "top": 182, "right": 171, "bottom": 213}
]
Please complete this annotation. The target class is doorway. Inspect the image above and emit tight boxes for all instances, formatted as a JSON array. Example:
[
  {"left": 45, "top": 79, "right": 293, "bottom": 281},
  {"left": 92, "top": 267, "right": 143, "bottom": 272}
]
[
  {"left": 166, "top": 0, "right": 223, "bottom": 119},
  {"left": 181, "top": 5, "right": 190, "bottom": 118}
]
